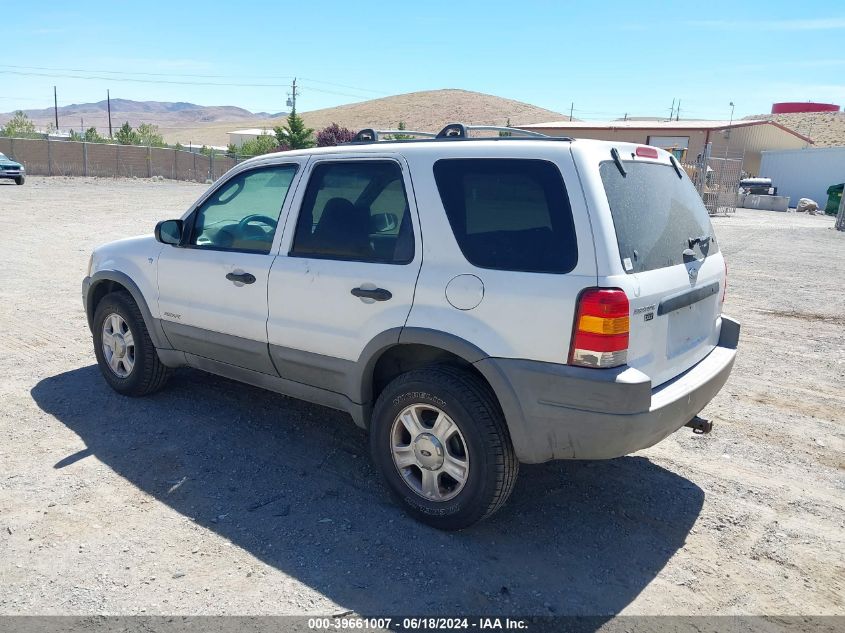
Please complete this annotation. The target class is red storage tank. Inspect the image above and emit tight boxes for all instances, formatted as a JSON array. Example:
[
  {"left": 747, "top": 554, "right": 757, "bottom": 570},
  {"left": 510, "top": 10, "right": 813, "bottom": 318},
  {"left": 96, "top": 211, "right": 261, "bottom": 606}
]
[{"left": 772, "top": 102, "right": 840, "bottom": 114}]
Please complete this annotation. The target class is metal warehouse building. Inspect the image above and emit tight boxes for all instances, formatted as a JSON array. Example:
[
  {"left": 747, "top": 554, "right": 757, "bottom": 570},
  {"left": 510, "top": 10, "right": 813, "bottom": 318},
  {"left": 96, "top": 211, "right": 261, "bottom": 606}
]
[
  {"left": 760, "top": 147, "right": 845, "bottom": 206},
  {"left": 516, "top": 119, "right": 811, "bottom": 176}
]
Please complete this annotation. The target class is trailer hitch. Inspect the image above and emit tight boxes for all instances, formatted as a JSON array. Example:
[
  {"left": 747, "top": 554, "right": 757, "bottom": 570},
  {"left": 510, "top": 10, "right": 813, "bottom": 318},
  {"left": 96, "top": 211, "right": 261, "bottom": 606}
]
[{"left": 685, "top": 416, "right": 713, "bottom": 435}]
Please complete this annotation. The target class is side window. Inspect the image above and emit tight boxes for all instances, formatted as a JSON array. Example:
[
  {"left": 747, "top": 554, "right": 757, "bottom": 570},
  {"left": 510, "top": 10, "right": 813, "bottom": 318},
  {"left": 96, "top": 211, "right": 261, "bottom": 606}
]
[
  {"left": 290, "top": 161, "right": 413, "bottom": 264},
  {"left": 433, "top": 159, "right": 578, "bottom": 273},
  {"left": 190, "top": 165, "right": 297, "bottom": 253}
]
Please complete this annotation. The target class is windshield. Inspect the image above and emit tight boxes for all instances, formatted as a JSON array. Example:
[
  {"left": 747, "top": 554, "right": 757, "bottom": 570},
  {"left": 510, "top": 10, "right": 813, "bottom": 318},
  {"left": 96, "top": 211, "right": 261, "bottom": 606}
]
[
  {"left": 600, "top": 161, "right": 717, "bottom": 274},
  {"left": 0, "top": 153, "right": 8, "bottom": 161}
]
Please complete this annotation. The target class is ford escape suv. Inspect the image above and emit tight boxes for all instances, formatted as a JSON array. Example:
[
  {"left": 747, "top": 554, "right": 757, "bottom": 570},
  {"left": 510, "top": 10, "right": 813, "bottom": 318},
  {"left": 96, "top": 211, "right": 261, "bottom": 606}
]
[{"left": 82, "top": 124, "right": 739, "bottom": 530}]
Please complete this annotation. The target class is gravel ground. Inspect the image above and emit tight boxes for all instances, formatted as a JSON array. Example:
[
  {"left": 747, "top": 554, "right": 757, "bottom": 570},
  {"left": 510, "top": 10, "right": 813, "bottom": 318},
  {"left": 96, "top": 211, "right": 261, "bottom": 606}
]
[{"left": 0, "top": 176, "right": 842, "bottom": 617}]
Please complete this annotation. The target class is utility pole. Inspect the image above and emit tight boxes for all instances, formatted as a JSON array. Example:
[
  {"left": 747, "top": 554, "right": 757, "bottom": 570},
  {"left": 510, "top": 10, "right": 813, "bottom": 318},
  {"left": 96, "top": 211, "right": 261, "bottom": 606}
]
[
  {"left": 676, "top": 100, "right": 681, "bottom": 121},
  {"left": 107, "top": 89, "right": 113, "bottom": 138},
  {"left": 669, "top": 98, "right": 675, "bottom": 121},
  {"left": 286, "top": 78, "right": 299, "bottom": 112},
  {"left": 724, "top": 101, "right": 735, "bottom": 159},
  {"left": 53, "top": 86, "right": 59, "bottom": 130},
  {"left": 569, "top": 102, "right": 574, "bottom": 121},
  {"left": 717, "top": 102, "right": 736, "bottom": 210}
]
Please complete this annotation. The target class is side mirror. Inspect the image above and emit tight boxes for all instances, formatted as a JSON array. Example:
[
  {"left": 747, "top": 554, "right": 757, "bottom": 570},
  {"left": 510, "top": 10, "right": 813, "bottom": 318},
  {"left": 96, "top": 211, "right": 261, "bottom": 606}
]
[{"left": 155, "top": 219, "right": 183, "bottom": 245}]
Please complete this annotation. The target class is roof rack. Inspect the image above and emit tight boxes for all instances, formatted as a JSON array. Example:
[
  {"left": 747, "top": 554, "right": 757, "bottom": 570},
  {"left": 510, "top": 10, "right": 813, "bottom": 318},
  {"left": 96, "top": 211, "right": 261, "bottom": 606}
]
[{"left": 350, "top": 123, "right": 569, "bottom": 143}]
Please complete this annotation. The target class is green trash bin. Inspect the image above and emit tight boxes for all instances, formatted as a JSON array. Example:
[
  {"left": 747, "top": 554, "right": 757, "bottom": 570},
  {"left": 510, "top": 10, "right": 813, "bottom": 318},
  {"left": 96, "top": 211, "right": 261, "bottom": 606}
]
[{"left": 825, "top": 183, "right": 844, "bottom": 215}]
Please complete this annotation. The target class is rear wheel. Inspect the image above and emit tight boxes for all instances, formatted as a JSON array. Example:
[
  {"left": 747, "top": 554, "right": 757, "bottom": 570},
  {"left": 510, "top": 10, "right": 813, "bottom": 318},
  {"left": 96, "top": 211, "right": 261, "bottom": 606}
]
[
  {"left": 92, "top": 291, "right": 170, "bottom": 396},
  {"left": 370, "top": 365, "right": 518, "bottom": 530}
]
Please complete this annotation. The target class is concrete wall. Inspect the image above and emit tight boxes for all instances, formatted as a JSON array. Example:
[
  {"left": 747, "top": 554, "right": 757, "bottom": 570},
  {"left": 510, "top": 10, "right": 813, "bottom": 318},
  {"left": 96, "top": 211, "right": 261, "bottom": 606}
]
[
  {"left": 760, "top": 147, "right": 845, "bottom": 206},
  {"left": 0, "top": 137, "right": 240, "bottom": 182}
]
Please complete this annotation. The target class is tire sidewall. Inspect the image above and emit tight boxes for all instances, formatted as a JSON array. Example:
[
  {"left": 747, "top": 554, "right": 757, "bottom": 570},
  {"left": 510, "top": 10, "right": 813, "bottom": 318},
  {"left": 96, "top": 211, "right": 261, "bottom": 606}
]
[
  {"left": 92, "top": 293, "right": 148, "bottom": 395},
  {"left": 371, "top": 376, "right": 498, "bottom": 528}
]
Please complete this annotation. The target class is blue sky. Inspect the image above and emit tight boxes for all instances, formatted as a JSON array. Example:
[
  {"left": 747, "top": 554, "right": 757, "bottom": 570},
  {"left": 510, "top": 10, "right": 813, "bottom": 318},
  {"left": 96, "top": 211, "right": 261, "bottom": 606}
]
[{"left": 3, "top": 0, "right": 844, "bottom": 123}]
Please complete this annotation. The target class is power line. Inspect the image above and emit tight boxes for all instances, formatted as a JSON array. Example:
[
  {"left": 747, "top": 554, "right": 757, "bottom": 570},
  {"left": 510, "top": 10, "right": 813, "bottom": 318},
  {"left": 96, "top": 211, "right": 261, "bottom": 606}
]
[
  {"left": 0, "top": 70, "right": 378, "bottom": 105},
  {"left": 0, "top": 64, "right": 388, "bottom": 96}
]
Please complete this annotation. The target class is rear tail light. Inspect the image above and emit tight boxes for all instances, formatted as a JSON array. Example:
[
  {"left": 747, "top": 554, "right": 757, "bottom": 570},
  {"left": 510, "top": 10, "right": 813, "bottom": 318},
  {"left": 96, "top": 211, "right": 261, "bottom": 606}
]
[
  {"left": 721, "top": 259, "right": 728, "bottom": 306},
  {"left": 569, "top": 288, "right": 630, "bottom": 368}
]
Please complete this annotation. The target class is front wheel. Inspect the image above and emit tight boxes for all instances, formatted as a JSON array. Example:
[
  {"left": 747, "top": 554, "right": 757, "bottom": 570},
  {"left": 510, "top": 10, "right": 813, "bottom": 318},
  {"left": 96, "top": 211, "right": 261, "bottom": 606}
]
[
  {"left": 370, "top": 365, "right": 518, "bottom": 530},
  {"left": 92, "top": 291, "right": 171, "bottom": 396},
  {"left": 14, "top": 176, "right": 24, "bottom": 185}
]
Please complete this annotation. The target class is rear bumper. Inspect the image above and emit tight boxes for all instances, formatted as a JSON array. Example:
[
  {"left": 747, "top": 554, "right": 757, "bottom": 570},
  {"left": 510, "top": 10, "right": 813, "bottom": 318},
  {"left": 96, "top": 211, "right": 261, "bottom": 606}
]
[{"left": 476, "top": 316, "right": 740, "bottom": 463}]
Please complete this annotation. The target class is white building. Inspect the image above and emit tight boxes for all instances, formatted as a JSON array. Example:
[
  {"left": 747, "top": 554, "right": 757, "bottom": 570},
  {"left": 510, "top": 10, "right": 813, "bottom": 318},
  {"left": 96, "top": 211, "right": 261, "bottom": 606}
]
[
  {"left": 759, "top": 147, "right": 845, "bottom": 206},
  {"left": 179, "top": 143, "right": 229, "bottom": 154},
  {"left": 227, "top": 128, "right": 276, "bottom": 148}
]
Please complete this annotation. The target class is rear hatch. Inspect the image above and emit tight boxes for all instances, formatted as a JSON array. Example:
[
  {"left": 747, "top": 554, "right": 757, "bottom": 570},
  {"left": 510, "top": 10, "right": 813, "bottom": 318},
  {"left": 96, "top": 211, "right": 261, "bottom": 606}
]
[{"left": 598, "top": 153, "right": 724, "bottom": 387}]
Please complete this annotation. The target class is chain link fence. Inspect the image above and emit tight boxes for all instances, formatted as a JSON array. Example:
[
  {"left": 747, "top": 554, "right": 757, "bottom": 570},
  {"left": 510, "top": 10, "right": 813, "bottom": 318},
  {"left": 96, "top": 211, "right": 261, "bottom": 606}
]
[
  {"left": 0, "top": 136, "right": 247, "bottom": 182},
  {"left": 683, "top": 143, "right": 744, "bottom": 216}
]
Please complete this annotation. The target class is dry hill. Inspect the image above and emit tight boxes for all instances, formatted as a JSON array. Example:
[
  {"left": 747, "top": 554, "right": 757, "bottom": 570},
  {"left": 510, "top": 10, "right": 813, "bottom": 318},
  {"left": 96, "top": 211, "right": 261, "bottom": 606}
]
[
  {"left": 744, "top": 111, "right": 845, "bottom": 147},
  {"left": 0, "top": 99, "right": 277, "bottom": 137},
  {"left": 165, "top": 89, "right": 566, "bottom": 146}
]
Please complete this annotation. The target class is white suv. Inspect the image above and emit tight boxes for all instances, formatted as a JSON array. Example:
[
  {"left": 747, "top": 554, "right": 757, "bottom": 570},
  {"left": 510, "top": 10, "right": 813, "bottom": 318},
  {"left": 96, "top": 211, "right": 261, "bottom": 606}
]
[{"left": 83, "top": 124, "right": 739, "bottom": 529}]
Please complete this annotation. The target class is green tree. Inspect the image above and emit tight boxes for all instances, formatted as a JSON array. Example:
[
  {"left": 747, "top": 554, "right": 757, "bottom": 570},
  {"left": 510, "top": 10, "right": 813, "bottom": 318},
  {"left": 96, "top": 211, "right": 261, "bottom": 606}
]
[
  {"left": 0, "top": 111, "right": 39, "bottom": 138},
  {"left": 85, "top": 127, "right": 107, "bottom": 143},
  {"left": 71, "top": 127, "right": 107, "bottom": 143},
  {"left": 238, "top": 134, "right": 281, "bottom": 157},
  {"left": 391, "top": 120, "right": 413, "bottom": 140},
  {"left": 136, "top": 123, "right": 165, "bottom": 147},
  {"left": 274, "top": 108, "right": 314, "bottom": 150},
  {"left": 498, "top": 118, "right": 512, "bottom": 137},
  {"left": 115, "top": 122, "right": 139, "bottom": 145}
]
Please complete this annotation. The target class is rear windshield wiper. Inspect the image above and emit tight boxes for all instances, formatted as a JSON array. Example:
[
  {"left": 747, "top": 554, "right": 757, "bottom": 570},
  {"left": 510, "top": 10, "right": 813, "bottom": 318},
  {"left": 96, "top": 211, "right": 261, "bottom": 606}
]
[
  {"left": 610, "top": 148, "right": 626, "bottom": 177},
  {"left": 670, "top": 155, "right": 683, "bottom": 179}
]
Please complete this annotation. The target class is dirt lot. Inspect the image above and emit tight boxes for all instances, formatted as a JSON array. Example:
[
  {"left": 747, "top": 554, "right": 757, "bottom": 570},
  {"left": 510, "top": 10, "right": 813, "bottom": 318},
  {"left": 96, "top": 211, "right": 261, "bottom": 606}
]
[{"left": 0, "top": 177, "right": 842, "bottom": 617}]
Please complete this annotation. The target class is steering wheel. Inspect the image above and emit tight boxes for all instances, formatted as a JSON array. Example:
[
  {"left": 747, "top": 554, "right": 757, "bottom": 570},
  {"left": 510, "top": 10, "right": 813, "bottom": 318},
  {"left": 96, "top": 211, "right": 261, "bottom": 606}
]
[{"left": 238, "top": 214, "right": 278, "bottom": 232}]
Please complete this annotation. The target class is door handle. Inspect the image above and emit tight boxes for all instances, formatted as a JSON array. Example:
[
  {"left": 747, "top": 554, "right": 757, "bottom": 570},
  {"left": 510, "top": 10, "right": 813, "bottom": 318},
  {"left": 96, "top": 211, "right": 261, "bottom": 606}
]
[
  {"left": 226, "top": 272, "right": 256, "bottom": 285},
  {"left": 351, "top": 287, "right": 392, "bottom": 301}
]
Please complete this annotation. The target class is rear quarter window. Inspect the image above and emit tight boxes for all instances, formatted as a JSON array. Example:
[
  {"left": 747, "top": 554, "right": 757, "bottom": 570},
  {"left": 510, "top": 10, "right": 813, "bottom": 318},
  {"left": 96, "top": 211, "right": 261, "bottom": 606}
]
[
  {"left": 600, "top": 161, "right": 718, "bottom": 274},
  {"left": 433, "top": 159, "right": 578, "bottom": 273}
]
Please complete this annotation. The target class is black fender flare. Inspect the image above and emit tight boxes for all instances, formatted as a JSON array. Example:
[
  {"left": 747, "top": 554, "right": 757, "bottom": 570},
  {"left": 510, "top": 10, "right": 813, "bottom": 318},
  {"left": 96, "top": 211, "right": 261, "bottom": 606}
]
[
  {"left": 353, "top": 327, "right": 528, "bottom": 443},
  {"left": 83, "top": 270, "right": 171, "bottom": 350}
]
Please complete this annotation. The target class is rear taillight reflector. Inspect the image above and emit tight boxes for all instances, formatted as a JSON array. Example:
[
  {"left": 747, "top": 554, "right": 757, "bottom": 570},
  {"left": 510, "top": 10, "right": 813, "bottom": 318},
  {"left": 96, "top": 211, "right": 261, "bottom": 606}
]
[{"left": 569, "top": 288, "right": 630, "bottom": 368}]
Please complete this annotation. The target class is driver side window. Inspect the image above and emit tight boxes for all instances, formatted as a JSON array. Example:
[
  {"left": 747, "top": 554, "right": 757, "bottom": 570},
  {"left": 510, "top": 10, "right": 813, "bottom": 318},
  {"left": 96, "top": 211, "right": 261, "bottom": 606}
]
[{"left": 190, "top": 164, "right": 297, "bottom": 253}]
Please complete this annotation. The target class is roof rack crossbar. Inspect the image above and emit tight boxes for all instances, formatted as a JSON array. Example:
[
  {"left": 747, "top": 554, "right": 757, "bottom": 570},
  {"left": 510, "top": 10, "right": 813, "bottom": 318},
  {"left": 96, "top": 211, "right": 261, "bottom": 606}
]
[
  {"left": 435, "top": 123, "right": 551, "bottom": 139},
  {"left": 353, "top": 128, "right": 437, "bottom": 142},
  {"left": 464, "top": 125, "right": 550, "bottom": 138}
]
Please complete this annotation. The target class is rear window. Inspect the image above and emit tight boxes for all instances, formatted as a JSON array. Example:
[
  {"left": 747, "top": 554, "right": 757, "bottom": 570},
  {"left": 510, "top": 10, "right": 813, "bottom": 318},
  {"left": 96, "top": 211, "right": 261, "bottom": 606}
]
[
  {"left": 600, "top": 161, "right": 718, "bottom": 274},
  {"left": 433, "top": 159, "right": 578, "bottom": 273}
]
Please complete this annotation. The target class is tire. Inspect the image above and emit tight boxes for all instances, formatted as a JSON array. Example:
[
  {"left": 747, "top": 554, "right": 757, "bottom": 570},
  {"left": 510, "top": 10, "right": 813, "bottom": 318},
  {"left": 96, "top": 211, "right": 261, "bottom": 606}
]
[
  {"left": 92, "top": 290, "right": 171, "bottom": 396},
  {"left": 370, "top": 364, "right": 518, "bottom": 530},
  {"left": 15, "top": 176, "right": 24, "bottom": 185}
]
